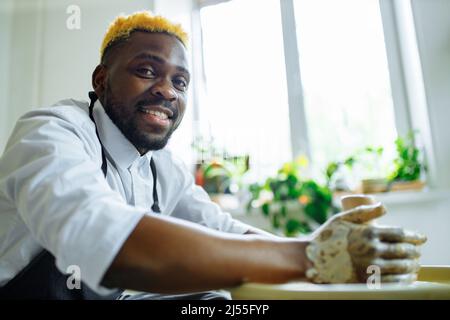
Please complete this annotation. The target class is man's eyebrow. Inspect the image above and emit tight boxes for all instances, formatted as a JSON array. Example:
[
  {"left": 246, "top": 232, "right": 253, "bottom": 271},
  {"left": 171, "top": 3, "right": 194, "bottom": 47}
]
[{"left": 133, "top": 53, "right": 190, "bottom": 76}]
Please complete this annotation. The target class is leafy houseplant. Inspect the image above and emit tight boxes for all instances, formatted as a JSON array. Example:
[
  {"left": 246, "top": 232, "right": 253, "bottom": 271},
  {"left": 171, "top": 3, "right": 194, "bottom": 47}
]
[
  {"left": 324, "top": 131, "right": 426, "bottom": 194},
  {"left": 248, "top": 156, "right": 335, "bottom": 237},
  {"left": 388, "top": 132, "right": 424, "bottom": 182},
  {"left": 325, "top": 156, "right": 356, "bottom": 191},
  {"left": 325, "top": 146, "right": 386, "bottom": 193}
]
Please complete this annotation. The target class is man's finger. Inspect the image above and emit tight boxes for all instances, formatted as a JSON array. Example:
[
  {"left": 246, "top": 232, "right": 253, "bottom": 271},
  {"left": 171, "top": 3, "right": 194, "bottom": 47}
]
[
  {"left": 376, "top": 242, "right": 421, "bottom": 259},
  {"left": 374, "top": 226, "right": 427, "bottom": 245},
  {"left": 371, "top": 258, "right": 420, "bottom": 274},
  {"left": 380, "top": 273, "right": 418, "bottom": 284},
  {"left": 338, "top": 203, "right": 386, "bottom": 224}
]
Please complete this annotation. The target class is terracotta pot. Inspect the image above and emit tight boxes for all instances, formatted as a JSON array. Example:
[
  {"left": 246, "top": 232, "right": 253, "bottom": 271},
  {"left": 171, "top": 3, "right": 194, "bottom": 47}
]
[
  {"left": 360, "top": 178, "right": 388, "bottom": 193},
  {"left": 389, "top": 180, "right": 425, "bottom": 192}
]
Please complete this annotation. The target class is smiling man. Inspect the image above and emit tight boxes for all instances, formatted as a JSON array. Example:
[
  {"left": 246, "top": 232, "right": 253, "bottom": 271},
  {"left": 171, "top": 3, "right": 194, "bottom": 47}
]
[
  {"left": 97, "top": 31, "right": 189, "bottom": 153},
  {"left": 0, "top": 12, "right": 426, "bottom": 300}
]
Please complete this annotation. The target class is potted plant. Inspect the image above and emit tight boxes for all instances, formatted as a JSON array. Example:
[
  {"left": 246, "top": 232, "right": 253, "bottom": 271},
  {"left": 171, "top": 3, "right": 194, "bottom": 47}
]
[
  {"left": 357, "top": 146, "right": 389, "bottom": 193},
  {"left": 199, "top": 155, "right": 249, "bottom": 194},
  {"left": 387, "top": 131, "right": 426, "bottom": 191},
  {"left": 324, "top": 131, "right": 426, "bottom": 194},
  {"left": 248, "top": 156, "right": 336, "bottom": 236},
  {"left": 191, "top": 135, "right": 248, "bottom": 193},
  {"left": 325, "top": 146, "right": 388, "bottom": 194}
]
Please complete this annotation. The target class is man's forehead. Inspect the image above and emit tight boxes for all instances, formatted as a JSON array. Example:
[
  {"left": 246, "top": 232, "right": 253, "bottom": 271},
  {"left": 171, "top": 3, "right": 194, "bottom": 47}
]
[{"left": 122, "top": 32, "right": 189, "bottom": 69}]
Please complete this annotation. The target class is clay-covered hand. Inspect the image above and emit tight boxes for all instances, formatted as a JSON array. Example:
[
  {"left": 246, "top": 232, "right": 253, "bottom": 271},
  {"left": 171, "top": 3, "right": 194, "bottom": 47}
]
[{"left": 305, "top": 196, "right": 427, "bottom": 284}]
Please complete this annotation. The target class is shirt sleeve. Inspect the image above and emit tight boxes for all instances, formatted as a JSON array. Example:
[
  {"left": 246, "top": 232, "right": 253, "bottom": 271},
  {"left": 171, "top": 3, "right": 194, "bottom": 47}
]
[
  {"left": 169, "top": 156, "right": 251, "bottom": 235},
  {"left": 0, "top": 108, "right": 146, "bottom": 295}
]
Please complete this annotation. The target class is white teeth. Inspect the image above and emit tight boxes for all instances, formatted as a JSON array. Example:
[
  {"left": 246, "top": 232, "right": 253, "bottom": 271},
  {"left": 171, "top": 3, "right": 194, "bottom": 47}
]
[{"left": 141, "top": 109, "right": 168, "bottom": 120}]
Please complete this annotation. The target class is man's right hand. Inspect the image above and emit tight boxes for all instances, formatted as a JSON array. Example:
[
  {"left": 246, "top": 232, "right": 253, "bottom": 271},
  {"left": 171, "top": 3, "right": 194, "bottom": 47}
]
[{"left": 304, "top": 195, "right": 427, "bottom": 284}]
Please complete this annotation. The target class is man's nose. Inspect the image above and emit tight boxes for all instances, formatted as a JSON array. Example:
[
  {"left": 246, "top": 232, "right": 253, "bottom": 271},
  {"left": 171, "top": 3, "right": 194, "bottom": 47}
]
[{"left": 150, "top": 80, "right": 178, "bottom": 102}]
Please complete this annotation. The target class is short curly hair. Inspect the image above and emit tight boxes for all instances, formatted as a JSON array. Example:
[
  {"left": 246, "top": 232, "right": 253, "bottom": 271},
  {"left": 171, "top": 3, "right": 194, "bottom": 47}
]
[{"left": 100, "top": 11, "right": 188, "bottom": 61}]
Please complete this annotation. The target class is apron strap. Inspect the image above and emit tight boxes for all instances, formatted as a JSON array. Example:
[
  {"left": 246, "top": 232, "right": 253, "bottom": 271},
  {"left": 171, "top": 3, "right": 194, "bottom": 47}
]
[
  {"left": 88, "top": 91, "right": 160, "bottom": 213},
  {"left": 150, "top": 157, "right": 160, "bottom": 213},
  {"left": 88, "top": 91, "right": 107, "bottom": 177}
]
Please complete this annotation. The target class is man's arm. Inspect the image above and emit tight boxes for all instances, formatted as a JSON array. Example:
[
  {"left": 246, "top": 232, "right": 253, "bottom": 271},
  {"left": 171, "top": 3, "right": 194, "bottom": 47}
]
[{"left": 102, "top": 214, "right": 311, "bottom": 294}]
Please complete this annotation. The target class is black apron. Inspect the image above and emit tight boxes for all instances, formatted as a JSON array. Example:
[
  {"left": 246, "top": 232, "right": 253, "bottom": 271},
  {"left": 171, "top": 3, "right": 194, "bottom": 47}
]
[{"left": 0, "top": 92, "right": 160, "bottom": 300}]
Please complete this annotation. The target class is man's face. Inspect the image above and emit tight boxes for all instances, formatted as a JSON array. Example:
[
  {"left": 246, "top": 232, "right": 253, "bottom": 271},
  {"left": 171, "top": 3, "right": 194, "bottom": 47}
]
[{"left": 93, "top": 32, "right": 190, "bottom": 153}]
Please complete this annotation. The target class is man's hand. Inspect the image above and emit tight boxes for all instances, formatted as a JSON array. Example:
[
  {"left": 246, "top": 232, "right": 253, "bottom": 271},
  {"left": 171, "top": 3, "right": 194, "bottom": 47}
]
[{"left": 305, "top": 195, "right": 427, "bottom": 284}]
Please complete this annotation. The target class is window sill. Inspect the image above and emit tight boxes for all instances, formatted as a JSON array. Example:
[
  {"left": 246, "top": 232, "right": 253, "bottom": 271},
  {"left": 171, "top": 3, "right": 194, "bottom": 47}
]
[
  {"left": 213, "top": 188, "right": 450, "bottom": 219},
  {"left": 333, "top": 188, "right": 450, "bottom": 207}
]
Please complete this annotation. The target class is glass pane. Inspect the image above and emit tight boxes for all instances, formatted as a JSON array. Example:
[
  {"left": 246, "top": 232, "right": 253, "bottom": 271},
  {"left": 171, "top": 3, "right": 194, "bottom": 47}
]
[
  {"left": 200, "top": 0, "right": 291, "bottom": 181},
  {"left": 294, "top": 0, "right": 398, "bottom": 182}
]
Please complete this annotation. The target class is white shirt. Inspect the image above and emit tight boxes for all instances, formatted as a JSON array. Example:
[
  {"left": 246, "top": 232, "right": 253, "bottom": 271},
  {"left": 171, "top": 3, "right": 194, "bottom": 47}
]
[{"left": 0, "top": 98, "right": 250, "bottom": 294}]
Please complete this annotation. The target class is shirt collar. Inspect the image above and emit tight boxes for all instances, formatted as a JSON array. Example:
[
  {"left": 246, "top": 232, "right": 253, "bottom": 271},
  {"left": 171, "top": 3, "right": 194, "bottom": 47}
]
[{"left": 92, "top": 99, "right": 153, "bottom": 170}]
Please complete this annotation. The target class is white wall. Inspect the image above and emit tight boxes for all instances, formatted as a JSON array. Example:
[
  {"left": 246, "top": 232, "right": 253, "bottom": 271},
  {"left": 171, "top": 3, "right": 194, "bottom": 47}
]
[
  {"left": 405, "top": 0, "right": 450, "bottom": 264},
  {"left": 0, "top": 0, "right": 195, "bottom": 164},
  {"left": 0, "top": 0, "right": 14, "bottom": 152},
  {"left": 7, "top": 0, "right": 46, "bottom": 140},
  {"left": 378, "top": 195, "right": 450, "bottom": 265},
  {"left": 411, "top": 0, "right": 450, "bottom": 189},
  {"left": 39, "top": 0, "right": 155, "bottom": 107},
  {"left": 0, "top": 0, "right": 156, "bottom": 152}
]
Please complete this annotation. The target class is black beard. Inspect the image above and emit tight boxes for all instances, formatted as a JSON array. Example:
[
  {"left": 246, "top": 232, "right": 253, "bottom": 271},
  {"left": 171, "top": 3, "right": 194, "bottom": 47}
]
[{"left": 102, "top": 86, "right": 177, "bottom": 152}]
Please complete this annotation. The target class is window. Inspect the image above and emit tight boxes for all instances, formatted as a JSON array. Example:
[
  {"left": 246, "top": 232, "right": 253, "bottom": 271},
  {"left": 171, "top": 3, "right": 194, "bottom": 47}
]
[
  {"left": 293, "top": 0, "right": 398, "bottom": 178},
  {"left": 196, "top": 0, "right": 409, "bottom": 182},
  {"left": 198, "top": 0, "right": 291, "bottom": 181}
]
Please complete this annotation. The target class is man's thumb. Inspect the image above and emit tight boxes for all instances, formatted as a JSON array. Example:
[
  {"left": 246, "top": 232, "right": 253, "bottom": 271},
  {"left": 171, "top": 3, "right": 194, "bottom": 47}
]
[
  {"left": 341, "top": 194, "right": 375, "bottom": 210},
  {"left": 338, "top": 194, "right": 386, "bottom": 223},
  {"left": 338, "top": 203, "right": 386, "bottom": 223}
]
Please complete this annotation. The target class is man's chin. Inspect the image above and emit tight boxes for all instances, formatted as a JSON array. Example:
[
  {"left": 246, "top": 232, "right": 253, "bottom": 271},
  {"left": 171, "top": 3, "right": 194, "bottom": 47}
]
[{"left": 134, "top": 134, "right": 171, "bottom": 151}]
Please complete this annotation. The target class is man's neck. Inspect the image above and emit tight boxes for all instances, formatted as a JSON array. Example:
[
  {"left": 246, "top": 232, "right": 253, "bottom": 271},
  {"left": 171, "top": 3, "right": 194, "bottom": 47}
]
[{"left": 138, "top": 148, "right": 149, "bottom": 156}]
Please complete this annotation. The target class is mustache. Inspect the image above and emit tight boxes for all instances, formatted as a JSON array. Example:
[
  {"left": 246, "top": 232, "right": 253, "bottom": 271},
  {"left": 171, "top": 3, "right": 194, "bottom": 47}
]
[{"left": 135, "top": 98, "right": 178, "bottom": 119}]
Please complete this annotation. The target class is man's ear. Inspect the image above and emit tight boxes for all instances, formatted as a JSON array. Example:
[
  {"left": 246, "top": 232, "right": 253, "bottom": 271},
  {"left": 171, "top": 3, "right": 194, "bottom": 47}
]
[{"left": 92, "top": 64, "right": 107, "bottom": 98}]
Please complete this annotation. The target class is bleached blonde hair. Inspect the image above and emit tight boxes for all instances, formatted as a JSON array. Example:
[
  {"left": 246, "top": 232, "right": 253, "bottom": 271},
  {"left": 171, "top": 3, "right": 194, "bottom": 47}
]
[{"left": 100, "top": 11, "right": 188, "bottom": 60}]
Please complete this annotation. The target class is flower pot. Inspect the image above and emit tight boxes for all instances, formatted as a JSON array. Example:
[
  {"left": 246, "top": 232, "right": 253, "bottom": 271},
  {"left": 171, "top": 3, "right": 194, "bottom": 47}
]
[
  {"left": 360, "top": 178, "right": 388, "bottom": 194},
  {"left": 389, "top": 180, "right": 425, "bottom": 192}
]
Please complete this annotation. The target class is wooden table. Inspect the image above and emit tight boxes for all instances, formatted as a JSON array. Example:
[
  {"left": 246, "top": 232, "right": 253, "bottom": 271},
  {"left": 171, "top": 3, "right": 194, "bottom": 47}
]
[{"left": 228, "top": 265, "right": 450, "bottom": 300}]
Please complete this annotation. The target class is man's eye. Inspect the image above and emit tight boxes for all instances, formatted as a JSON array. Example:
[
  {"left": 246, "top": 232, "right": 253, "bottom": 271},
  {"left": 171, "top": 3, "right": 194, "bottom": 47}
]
[
  {"left": 136, "top": 68, "right": 155, "bottom": 78},
  {"left": 173, "top": 78, "right": 188, "bottom": 91}
]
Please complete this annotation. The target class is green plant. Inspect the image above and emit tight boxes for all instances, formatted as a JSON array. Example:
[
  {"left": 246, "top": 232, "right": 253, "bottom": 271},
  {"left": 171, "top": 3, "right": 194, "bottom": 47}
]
[
  {"left": 248, "top": 156, "right": 335, "bottom": 236},
  {"left": 325, "top": 131, "right": 425, "bottom": 191},
  {"left": 388, "top": 131, "right": 424, "bottom": 182},
  {"left": 201, "top": 156, "right": 249, "bottom": 194},
  {"left": 325, "top": 146, "right": 384, "bottom": 190},
  {"left": 325, "top": 156, "right": 356, "bottom": 188}
]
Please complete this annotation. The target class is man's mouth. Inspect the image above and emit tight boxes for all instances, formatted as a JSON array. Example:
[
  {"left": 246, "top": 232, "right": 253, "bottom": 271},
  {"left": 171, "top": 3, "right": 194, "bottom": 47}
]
[
  {"left": 138, "top": 106, "right": 172, "bottom": 129},
  {"left": 141, "top": 109, "right": 169, "bottom": 120}
]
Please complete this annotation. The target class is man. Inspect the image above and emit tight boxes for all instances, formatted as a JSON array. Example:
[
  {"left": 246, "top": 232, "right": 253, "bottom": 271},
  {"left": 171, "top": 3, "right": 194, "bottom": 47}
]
[{"left": 0, "top": 11, "right": 426, "bottom": 300}]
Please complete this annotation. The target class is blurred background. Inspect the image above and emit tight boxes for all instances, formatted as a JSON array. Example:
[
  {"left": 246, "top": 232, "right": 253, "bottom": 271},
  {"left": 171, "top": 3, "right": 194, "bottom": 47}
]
[{"left": 1, "top": 0, "right": 450, "bottom": 264}]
